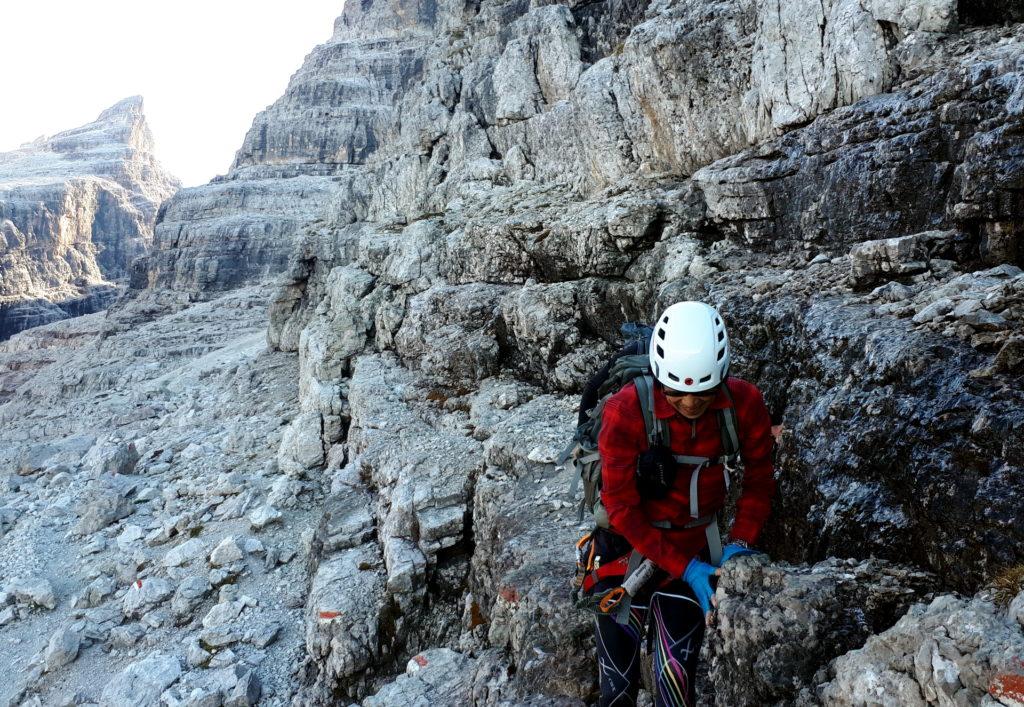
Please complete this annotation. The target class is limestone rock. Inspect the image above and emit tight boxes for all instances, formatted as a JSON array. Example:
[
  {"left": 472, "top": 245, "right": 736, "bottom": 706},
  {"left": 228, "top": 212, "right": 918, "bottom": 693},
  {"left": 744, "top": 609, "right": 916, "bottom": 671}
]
[
  {"left": 247, "top": 504, "right": 282, "bottom": 530},
  {"left": 708, "top": 556, "right": 938, "bottom": 705},
  {"left": 87, "top": 440, "right": 141, "bottom": 475},
  {"left": 185, "top": 638, "right": 212, "bottom": 668},
  {"left": 116, "top": 523, "right": 145, "bottom": 549},
  {"left": 912, "top": 297, "right": 955, "bottom": 323},
  {"left": 962, "top": 309, "right": 1008, "bottom": 331},
  {"left": 466, "top": 390, "right": 592, "bottom": 700},
  {"left": 44, "top": 628, "right": 81, "bottom": 672},
  {"left": 394, "top": 284, "right": 509, "bottom": 386},
  {"left": 224, "top": 666, "right": 261, "bottom": 707},
  {"left": 73, "top": 476, "right": 135, "bottom": 534},
  {"left": 172, "top": 576, "right": 213, "bottom": 620},
  {"left": 277, "top": 410, "right": 328, "bottom": 477},
  {"left": 246, "top": 622, "right": 281, "bottom": 649},
  {"left": 1010, "top": 591, "right": 1024, "bottom": 629},
  {"left": 7, "top": 577, "right": 57, "bottom": 610},
  {"left": 122, "top": 577, "right": 174, "bottom": 618},
  {"left": 209, "top": 536, "right": 245, "bottom": 567},
  {"left": 695, "top": 29, "right": 1024, "bottom": 251},
  {"left": 100, "top": 652, "right": 182, "bottom": 706},
  {"left": 304, "top": 546, "right": 388, "bottom": 700},
  {"left": 347, "top": 354, "right": 483, "bottom": 560},
  {"left": 0, "top": 97, "right": 179, "bottom": 339},
  {"left": 201, "top": 600, "right": 244, "bottom": 629},
  {"left": 819, "top": 593, "right": 1024, "bottom": 705},
  {"left": 163, "top": 539, "right": 208, "bottom": 567},
  {"left": 850, "top": 231, "right": 957, "bottom": 286},
  {"left": 74, "top": 575, "right": 116, "bottom": 609},
  {"left": 994, "top": 335, "right": 1024, "bottom": 374},
  {"left": 364, "top": 648, "right": 475, "bottom": 706},
  {"left": 200, "top": 624, "right": 241, "bottom": 648}
]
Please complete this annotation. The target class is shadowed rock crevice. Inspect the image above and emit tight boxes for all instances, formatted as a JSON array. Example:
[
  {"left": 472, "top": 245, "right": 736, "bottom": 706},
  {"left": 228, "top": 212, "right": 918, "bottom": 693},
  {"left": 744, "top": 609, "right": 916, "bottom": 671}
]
[
  {"left": 572, "top": 0, "right": 652, "bottom": 64},
  {"left": 959, "top": 0, "right": 1024, "bottom": 25}
]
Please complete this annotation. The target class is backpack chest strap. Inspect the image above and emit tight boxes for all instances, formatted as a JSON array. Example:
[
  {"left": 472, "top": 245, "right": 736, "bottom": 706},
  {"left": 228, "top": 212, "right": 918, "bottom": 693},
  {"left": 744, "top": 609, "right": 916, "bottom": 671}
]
[{"left": 673, "top": 454, "right": 732, "bottom": 519}]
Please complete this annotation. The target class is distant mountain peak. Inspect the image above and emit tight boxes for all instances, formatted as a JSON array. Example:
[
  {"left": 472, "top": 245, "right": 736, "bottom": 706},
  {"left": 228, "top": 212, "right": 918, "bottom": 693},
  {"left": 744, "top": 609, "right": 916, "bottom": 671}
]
[
  {"left": 0, "top": 96, "right": 180, "bottom": 338},
  {"left": 97, "top": 95, "right": 145, "bottom": 122}
]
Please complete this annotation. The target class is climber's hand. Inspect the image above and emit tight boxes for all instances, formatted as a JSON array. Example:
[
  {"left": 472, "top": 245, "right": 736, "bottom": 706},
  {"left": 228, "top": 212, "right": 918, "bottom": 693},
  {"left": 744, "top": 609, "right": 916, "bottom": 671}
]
[
  {"left": 719, "top": 543, "right": 762, "bottom": 566},
  {"left": 682, "top": 558, "right": 720, "bottom": 627}
]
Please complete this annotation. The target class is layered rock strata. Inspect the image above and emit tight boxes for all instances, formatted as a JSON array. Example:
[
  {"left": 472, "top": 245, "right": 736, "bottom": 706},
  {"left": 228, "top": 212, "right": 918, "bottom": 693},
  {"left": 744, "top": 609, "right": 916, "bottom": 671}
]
[
  {"left": 146, "top": 0, "right": 436, "bottom": 292},
  {"left": 151, "top": 0, "right": 960, "bottom": 292},
  {"left": 0, "top": 97, "right": 179, "bottom": 339}
]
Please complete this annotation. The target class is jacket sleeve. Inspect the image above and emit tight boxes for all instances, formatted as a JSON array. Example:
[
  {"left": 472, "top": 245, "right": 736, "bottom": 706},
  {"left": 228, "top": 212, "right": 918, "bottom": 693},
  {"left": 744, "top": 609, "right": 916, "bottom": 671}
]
[
  {"left": 598, "top": 393, "right": 692, "bottom": 577},
  {"left": 728, "top": 382, "right": 777, "bottom": 545}
]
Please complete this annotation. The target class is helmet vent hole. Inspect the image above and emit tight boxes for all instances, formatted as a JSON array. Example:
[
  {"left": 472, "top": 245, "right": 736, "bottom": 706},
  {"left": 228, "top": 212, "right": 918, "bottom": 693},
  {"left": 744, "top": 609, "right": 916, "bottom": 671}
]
[
  {"left": 663, "top": 316, "right": 670, "bottom": 324},
  {"left": 718, "top": 331, "right": 724, "bottom": 342},
  {"left": 717, "top": 348, "right": 725, "bottom": 361},
  {"left": 656, "top": 345, "right": 665, "bottom": 358},
  {"left": 699, "top": 374, "right": 711, "bottom": 383},
  {"left": 715, "top": 317, "right": 721, "bottom": 325},
  {"left": 668, "top": 373, "right": 680, "bottom": 382},
  {"left": 657, "top": 328, "right": 666, "bottom": 340}
]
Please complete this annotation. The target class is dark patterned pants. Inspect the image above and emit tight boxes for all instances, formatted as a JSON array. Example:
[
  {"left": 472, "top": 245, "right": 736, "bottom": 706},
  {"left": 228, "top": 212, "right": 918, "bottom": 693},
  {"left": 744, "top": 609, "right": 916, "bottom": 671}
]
[{"left": 594, "top": 583, "right": 705, "bottom": 706}]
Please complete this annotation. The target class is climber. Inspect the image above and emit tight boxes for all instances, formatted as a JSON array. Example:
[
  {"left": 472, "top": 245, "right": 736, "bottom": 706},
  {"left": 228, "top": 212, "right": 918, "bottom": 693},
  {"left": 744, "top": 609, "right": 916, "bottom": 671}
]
[{"left": 584, "top": 301, "right": 776, "bottom": 706}]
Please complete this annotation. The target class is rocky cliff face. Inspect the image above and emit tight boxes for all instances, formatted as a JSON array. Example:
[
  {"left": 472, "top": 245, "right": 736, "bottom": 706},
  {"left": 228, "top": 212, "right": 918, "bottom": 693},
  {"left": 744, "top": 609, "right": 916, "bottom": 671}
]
[
  {"left": 146, "top": 0, "right": 435, "bottom": 293},
  {"left": 260, "top": 1, "right": 1024, "bottom": 701},
  {"left": 0, "top": 97, "right": 179, "bottom": 339},
  {"left": 151, "top": 0, "right": 964, "bottom": 291},
  {"left": 2, "top": 1, "right": 1024, "bottom": 706}
]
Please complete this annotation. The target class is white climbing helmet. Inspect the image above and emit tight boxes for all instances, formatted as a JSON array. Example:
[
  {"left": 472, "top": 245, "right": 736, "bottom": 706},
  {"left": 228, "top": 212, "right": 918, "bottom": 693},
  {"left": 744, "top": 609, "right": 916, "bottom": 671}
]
[{"left": 648, "top": 301, "right": 730, "bottom": 392}]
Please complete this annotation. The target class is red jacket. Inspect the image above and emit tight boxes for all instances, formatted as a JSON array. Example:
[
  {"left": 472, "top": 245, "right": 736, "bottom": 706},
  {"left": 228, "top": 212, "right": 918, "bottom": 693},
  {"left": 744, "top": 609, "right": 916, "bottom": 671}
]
[{"left": 598, "top": 376, "right": 775, "bottom": 577}]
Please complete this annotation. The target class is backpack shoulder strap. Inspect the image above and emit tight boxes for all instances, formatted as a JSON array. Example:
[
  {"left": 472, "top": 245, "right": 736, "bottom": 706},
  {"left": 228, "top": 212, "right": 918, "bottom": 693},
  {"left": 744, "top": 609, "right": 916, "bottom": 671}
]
[
  {"left": 717, "top": 379, "right": 741, "bottom": 459},
  {"left": 633, "top": 374, "right": 669, "bottom": 449}
]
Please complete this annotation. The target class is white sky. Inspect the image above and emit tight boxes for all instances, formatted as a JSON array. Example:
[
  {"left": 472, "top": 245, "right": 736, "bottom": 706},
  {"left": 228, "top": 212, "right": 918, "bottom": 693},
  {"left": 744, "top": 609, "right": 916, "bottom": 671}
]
[{"left": 0, "top": 1, "right": 345, "bottom": 187}]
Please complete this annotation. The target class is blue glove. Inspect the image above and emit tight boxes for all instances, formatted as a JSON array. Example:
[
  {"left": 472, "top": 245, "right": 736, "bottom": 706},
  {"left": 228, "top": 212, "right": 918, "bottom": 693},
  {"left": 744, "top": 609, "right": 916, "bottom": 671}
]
[
  {"left": 720, "top": 543, "right": 760, "bottom": 566},
  {"left": 682, "top": 558, "right": 718, "bottom": 617}
]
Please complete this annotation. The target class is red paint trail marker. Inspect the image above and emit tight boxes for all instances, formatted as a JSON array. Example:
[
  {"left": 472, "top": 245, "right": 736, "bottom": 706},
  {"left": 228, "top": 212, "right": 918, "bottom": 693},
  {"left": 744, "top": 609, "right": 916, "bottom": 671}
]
[{"left": 990, "top": 673, "right": 1024, "bottom": 702}]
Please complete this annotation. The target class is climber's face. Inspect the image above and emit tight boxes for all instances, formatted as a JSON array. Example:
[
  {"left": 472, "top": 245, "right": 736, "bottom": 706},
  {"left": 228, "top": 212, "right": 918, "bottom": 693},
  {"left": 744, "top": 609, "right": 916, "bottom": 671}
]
[{"left": 662, "top": 386, "right": 717, "bottom": 419}]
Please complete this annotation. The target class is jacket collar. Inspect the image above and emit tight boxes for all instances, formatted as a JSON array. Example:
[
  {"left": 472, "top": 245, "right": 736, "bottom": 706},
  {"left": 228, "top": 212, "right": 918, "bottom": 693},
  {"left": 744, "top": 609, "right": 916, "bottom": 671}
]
[{"left": 653, "top": 381, "right": 731, "bottom": 420}]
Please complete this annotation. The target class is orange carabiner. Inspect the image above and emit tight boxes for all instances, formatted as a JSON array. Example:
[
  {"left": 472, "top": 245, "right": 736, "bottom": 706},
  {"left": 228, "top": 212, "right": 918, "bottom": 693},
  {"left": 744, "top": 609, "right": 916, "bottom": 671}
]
[
  {"left": 575, "top": 531, "right": 598, "bottom": 572},
  {"left": 599, "top": 587, "right": 626, "bottom": 613}
]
